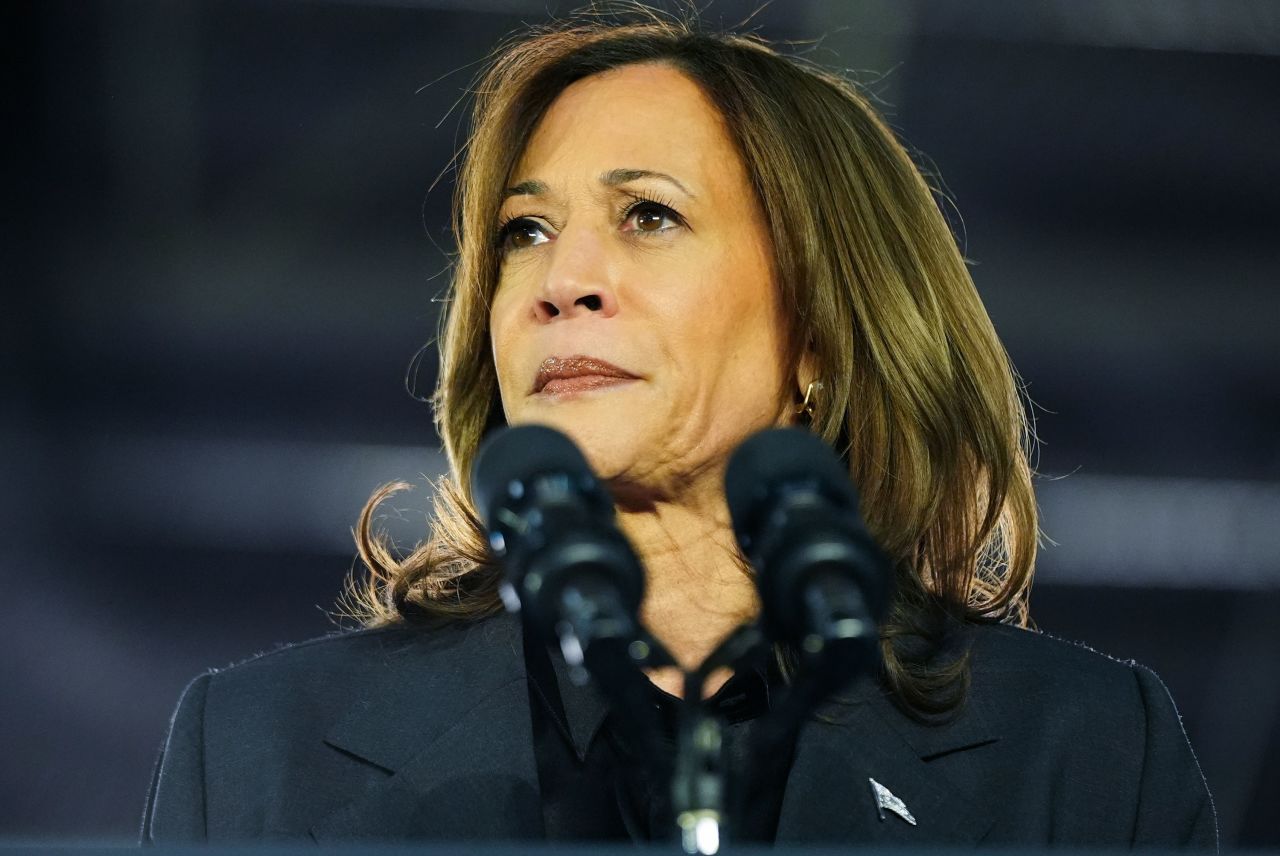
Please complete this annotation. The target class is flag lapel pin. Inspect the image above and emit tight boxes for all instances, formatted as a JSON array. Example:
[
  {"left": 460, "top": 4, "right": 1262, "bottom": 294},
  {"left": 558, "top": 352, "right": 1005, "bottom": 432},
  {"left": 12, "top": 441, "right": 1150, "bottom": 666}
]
[{"left": 868, "top": 777, "right": 917, "bottom": 826}]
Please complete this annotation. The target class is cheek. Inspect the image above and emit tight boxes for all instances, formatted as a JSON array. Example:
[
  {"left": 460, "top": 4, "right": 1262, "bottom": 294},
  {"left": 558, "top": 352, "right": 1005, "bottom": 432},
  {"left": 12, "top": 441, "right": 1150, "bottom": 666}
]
[
  {"left": 684, "top": 255, "right": 783, "bottom": 378},
  {"left": 488, "top": 292, "right": 523, "bottom": 396}
]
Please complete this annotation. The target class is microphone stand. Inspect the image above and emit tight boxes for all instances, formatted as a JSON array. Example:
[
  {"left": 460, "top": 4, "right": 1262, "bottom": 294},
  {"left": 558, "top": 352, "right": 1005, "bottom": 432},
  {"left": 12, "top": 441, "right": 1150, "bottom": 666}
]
[
  {"left": 670, "top": 623, "right": 769, "bottom": 855},
  {"left": 554, "top": 586, "right": 768, "bottom": 855},
  {"left": 671, "top": 618, "right": 880, "bottom": 855},
  {"left": 553, "top": 582, "right": 879, "bottom": 856}
]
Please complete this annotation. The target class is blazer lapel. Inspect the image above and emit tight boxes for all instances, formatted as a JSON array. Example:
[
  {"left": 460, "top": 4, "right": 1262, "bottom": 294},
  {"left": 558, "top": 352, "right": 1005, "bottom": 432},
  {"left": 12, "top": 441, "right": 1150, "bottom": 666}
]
[
  {"left": 310, "top": 612, "right": 544, "bottom": 842},
  {"left": 307, "top": 613, "right": 1002, "bottom": 844},
  {"left": 776, "top": 674, "right": 1001, "bottom": 845}
]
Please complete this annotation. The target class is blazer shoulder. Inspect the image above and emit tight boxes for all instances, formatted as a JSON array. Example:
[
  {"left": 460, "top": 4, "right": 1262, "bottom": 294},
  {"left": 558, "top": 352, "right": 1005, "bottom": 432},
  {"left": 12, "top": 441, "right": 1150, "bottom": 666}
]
[
  {"left": 201, "top": 612, "right": 514, "bottom": 688},
  {"left": 962, "top": 624, "right": 1176, "bottom": 773},
  {"left": 174, "top": 613, "right": 519, "bottom": 738},
  {"left": 967, "top": 622, "right": 1153, "bottom": 708},
  {"left": 962, "top": 623, "right": 1217, "bottom": 848}
]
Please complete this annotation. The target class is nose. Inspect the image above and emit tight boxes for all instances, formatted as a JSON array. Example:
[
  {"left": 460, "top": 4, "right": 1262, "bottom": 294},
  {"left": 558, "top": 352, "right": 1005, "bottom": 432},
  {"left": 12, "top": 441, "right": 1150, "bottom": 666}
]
[{"left": 532, "top": 225, "right": 619, "bottom": 323}]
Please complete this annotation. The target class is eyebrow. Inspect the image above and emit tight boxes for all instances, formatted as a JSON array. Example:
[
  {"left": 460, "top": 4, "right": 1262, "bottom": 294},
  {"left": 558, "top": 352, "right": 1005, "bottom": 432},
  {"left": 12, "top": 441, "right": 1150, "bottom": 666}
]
[
  {"left": 600, "top": 168, "right": 695, "bottom": 198},
  {"left": 503, "top": 168, "right": 696, "bottom": 200},
  {"left": 504, "top": 179, "right": 547, "bottom": 198}
]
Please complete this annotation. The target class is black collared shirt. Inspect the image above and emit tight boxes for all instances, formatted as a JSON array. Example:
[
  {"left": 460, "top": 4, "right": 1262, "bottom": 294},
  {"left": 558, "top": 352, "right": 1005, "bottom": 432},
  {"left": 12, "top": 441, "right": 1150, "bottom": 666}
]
[{"left": 523, "top": 625, "right": 798, "bottom": 844}]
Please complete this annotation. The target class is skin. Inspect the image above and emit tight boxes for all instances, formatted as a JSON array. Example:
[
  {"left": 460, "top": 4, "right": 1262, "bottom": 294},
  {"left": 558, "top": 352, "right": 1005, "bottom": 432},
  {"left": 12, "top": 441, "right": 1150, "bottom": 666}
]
[{"left": 489, "top": 62, "right": 814, "bottom": 695}]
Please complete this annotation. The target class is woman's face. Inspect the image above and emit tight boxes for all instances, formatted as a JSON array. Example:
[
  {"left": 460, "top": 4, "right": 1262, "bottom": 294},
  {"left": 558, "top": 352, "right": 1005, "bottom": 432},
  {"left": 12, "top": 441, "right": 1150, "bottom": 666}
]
[{"left": 489, "top": 62, "right": 793, "bottom": 502}]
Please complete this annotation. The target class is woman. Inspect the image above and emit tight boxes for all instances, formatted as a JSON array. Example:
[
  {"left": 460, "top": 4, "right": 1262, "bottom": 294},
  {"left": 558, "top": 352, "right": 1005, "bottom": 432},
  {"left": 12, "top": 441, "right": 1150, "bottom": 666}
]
[{"left": 143, "top": 11, "right": 1216, "bottom": 848}]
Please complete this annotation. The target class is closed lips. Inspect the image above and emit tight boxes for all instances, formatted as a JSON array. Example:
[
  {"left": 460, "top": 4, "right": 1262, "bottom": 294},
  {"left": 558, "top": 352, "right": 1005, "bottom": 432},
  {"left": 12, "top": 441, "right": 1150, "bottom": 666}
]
[{"left": 532, "top": 356, "right": 638, "bottom": 393}]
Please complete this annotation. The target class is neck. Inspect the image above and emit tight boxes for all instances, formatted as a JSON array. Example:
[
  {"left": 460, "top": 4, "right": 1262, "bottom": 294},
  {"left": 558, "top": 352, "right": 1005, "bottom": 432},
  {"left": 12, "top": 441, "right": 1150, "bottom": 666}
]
[{"left": 612, "top": 480, "right": 759, "bottom": 695}]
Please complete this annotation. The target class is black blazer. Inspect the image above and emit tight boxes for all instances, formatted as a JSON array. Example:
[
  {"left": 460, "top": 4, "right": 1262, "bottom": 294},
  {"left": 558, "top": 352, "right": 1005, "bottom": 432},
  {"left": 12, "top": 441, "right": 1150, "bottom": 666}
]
[{"left": 142, "top": 612, "right": 1216, "bottom": 848}]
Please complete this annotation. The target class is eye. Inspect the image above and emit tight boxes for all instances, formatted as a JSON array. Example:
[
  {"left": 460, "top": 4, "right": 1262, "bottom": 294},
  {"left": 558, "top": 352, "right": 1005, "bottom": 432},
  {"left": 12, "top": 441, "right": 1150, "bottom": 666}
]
[
  {"left": 496, "top": 217, "right": 552, "bottom": 252},
  {"left": 621, "top": 198, "right": 685, "bottom": 235}
]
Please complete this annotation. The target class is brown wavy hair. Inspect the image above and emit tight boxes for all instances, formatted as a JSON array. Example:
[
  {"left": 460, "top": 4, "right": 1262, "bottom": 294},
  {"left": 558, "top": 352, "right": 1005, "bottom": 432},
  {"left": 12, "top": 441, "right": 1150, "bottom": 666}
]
[{"left": 345, "top": 8, "right": 1038, "bottom": 716}]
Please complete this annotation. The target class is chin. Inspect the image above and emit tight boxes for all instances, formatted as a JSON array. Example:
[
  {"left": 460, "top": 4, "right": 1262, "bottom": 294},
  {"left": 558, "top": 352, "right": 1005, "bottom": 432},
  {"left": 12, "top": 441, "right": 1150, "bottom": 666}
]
[
  {"left": 510, "top": 406, "right": 643, "bottom": 481},
  {"left": 562, "top": 425, "right": 638, "bottom": 481}
]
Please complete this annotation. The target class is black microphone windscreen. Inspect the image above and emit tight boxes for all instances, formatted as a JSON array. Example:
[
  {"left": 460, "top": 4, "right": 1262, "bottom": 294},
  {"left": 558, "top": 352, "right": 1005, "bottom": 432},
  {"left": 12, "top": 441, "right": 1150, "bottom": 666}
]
[
  {"left": 471, "top": 424, "right": 593, "bottom": 526},
  {"left": 724, "top": 428, "right": 859, "bottom": 542}
]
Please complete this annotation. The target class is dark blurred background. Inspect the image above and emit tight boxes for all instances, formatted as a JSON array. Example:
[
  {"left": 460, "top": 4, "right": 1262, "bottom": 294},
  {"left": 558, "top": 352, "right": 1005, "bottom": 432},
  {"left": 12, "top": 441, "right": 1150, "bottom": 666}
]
[{"left": 4, "top": 0, "right": 1278, "bottom": 847}]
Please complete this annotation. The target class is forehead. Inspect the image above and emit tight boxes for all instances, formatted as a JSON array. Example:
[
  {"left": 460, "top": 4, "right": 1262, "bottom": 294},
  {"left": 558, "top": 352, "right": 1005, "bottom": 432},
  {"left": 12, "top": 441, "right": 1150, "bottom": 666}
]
[{"left": 511, "top": 62, "right": 744, "bottom": 192}]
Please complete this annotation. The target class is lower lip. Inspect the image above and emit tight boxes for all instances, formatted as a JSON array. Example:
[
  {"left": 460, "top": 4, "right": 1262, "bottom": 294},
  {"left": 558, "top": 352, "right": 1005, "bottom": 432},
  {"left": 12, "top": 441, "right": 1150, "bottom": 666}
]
[{"left": 535, "top": 375, "right": 638, "bottom": 397}]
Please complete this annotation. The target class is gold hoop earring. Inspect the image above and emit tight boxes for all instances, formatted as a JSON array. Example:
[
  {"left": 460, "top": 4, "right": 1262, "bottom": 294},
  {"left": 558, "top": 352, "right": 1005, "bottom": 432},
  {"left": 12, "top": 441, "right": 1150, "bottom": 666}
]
[{"left": 794, "top": 380, "right": 824, "bottom": 419}]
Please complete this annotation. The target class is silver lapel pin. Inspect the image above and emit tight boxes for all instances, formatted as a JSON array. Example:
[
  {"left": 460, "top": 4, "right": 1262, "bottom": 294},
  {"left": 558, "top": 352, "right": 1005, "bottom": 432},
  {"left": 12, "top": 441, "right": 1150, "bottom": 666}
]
[{"left": 869, "top": 777, "right": 917, "bottom": 826}]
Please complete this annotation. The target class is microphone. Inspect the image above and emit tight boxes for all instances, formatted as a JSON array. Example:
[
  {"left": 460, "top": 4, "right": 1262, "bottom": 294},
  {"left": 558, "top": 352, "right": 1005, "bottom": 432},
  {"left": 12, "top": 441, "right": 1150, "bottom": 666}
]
[
  {"left": 471, "top": 424, "right": 646, "bottom": 674},
  {"left": 724, "top": 428, "right": 892, "bottom": 658}
]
